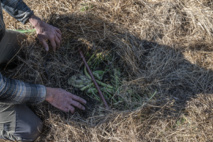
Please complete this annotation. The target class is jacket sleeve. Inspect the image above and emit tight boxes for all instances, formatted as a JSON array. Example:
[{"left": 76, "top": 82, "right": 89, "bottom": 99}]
[
  {"left": 1, "top": 0, "right": 33, "bottom": 24},
  {"left": 0, "top": 73, "right": 46, "bottom": 104}
]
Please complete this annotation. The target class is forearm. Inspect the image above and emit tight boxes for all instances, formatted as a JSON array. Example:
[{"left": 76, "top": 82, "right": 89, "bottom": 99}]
[
  {"left": 0, "top": 73, "right": 46, "bottom": 104},
  {"left": 1, "top": 0, "right": 33, "bottom": 24}
]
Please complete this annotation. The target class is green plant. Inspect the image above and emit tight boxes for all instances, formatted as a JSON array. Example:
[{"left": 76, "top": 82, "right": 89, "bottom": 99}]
[
  {"left": 80, "top": 3, "right": 94, "bottom": 12},
  {"left": 11, "top": 29, "right": 36, "bottom": 34}
]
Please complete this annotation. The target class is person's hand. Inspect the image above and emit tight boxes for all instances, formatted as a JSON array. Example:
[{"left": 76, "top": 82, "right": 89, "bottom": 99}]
[
  {"left": 45, "top": 87, "right": 87, "bottom": 113},
  {"left": 29, "top": 15, "right": 62, "bottom": 52}
]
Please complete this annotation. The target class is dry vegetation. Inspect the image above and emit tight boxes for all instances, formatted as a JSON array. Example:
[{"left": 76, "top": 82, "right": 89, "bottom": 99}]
[{"left": 2, "top": 0, "right": 213, "bottom": 141}]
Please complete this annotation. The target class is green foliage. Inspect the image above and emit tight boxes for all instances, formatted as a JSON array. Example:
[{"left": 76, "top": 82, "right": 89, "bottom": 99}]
[
  {"left": 111, "top": 69, "right": 121, "bottom": 91},
  {"left": 93, "top": 70, "right": 105, "bottom": 80},
  {"left": 176, "top": 117, "right": 186, "bottom": 127},
  {"left": 80, "top": 3, "right": 94, "bottom": 12},
  {"left": 11, "top": 29, "right": 36, "bottom": 34},
  {"left": 68, "top": 74, "right": 91, "bottom": 88},
  {"left": 68, "top": 50, "right": 156, "bottom": 109}
]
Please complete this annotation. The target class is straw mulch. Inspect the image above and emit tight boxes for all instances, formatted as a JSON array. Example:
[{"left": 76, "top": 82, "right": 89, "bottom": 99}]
[{"left": 2, "top": 0, "right": 213, "bottom": 141}]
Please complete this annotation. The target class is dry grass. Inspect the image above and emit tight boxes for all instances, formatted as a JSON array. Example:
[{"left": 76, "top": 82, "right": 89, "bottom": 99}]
[{"left": 2, "top": 0, "right": 213, "bottom": 141}]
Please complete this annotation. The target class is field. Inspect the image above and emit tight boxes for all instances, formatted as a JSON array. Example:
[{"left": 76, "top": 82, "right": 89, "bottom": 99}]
[{"left": 2, "top": 0, "right": 213, "bottom": 141}]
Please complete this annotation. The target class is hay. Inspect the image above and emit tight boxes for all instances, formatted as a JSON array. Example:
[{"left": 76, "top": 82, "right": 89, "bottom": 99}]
[{"left": 2, "top": 0, "right": 213, "bottom": 141}]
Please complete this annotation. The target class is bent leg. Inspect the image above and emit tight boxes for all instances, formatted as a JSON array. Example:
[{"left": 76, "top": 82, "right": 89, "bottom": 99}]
[
  {"left": 0, "top": 30, "right": 26, "bottom": 64},
  {"left": 0, "top": 104, "right": 43, "bottom": 141}
]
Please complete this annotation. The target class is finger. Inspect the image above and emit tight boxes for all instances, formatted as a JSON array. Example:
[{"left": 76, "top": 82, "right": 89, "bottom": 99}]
[
  {"left": 71, "top": 94, "right": 87, "bottom": 105},
  {"left": 55, "top": 36, "right": 60, "bottom": 49},
  {"left": 50, "top": 37, "right": 57, "bottom": 52},
  {"left": 70, "top": 99, "right": 85, "bottom": 110},
  {"left": 56, "top": 32, "right": 62, "bottom": 41},
  {"left": 41, "top": 39, "right": 49, "bottom": 51},
  {"left": 56, "top": 28, "right": 62, "bottom": 35},
  {"left": 57, "top": 104, "right": 69, "bottom": 112},
  {"left": 62, "top": 107, "right": 69, "bottom": 112},
  {"left": 68, "top": 105, "right": 75, "bottom": 113}
]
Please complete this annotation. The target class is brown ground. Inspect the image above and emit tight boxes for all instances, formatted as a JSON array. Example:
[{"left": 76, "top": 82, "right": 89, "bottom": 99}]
[{"left": 2, "top": 0, "right": 213, "bottom": 141}]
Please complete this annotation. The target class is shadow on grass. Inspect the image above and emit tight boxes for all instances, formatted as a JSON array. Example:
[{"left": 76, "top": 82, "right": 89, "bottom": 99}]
[
  {"left": 45, "top": 12, "right": 213, "bottom": 117},
  {"left": 4, "top": 12, "right": 213, "bottom": 140}
]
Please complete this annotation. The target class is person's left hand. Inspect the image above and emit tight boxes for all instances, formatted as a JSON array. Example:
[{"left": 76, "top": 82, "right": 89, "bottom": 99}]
[{"left": 29, "top": 15, "right": 62, "bottom": 51}]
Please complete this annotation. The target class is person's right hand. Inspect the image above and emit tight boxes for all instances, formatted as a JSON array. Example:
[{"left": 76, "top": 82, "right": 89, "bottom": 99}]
[
  {"left": 29, "top": 15, "right": 62, "bottom": 52},
  {"left": 45, "top": 87, "right": 87, "bottom": 113}
]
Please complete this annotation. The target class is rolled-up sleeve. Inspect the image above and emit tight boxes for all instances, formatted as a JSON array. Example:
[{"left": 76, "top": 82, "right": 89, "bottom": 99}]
[
  {"left": 1, "top": 0, "right": 33, "bottom": 24},
  {"left": 0, "top": 73, "right": 46, "bottom": 104}
]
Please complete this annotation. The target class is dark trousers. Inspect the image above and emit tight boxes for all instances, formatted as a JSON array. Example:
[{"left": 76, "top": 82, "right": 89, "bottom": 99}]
[{"left": 0, "top": 30, "right": 43, "bottom": 142}]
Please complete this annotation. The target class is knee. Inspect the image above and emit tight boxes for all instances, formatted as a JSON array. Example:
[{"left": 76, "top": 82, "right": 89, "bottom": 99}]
[
  {"left": 26, "top": 120, "right": 43, "bottom": 141},
  {"left": 15, "top": 119, "right": 43, "bottom": 142},
  {"left": 0, "top": 104, "right": 44, "bottom": 141}
]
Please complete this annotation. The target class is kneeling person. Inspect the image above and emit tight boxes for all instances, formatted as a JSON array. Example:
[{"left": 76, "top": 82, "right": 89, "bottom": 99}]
[{"left": 0, "top": 0, "right": 86, "bottom": 141}]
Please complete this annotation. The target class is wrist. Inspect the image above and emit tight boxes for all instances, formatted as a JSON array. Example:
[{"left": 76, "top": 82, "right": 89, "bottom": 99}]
[
  {"left": 29, "top": 14, "right": 42, "bottom": 28},
  {"left": 45, "top": 87, "right": 54, "bottom": 102}
]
